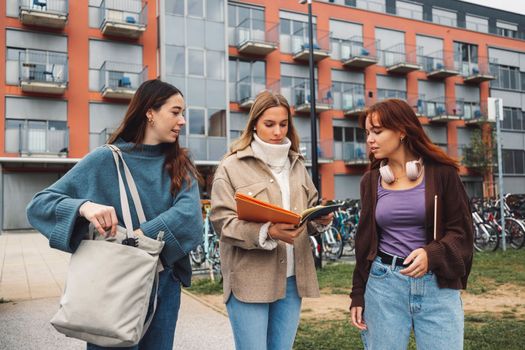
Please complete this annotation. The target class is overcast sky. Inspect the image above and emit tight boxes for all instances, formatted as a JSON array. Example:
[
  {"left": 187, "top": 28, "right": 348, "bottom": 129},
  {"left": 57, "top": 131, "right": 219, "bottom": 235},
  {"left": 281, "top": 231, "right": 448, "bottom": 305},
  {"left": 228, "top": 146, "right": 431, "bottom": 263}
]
[{"left": 460, "top": 0, "right": 525, "bottom": 15}]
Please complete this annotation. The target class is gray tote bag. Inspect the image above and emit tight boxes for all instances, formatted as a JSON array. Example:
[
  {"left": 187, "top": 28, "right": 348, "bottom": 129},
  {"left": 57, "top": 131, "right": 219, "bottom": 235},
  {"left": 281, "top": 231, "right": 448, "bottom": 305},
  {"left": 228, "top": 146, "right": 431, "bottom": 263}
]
[{"left": 51, "top": 144, "right": 165, "bottom": 347}]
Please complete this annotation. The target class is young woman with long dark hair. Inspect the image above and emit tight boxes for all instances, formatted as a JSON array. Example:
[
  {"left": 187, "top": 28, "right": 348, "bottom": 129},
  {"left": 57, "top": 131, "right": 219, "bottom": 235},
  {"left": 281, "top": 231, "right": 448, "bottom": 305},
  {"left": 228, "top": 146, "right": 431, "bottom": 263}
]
[
  {"left": 27, "top": 79, "right": 203, "bottom": 349},
  {"left": 349, "top": 99, "right": 473, "bottom": 349}
]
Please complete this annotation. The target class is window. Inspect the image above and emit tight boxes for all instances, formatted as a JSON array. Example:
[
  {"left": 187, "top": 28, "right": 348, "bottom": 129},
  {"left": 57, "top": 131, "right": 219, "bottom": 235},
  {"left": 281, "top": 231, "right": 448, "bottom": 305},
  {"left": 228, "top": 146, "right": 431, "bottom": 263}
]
[
  {"left": 433, "top": 7, "right": 457, "bottom": 27},
  {"left": 332, "top": 81, "right": 365, "bottom": 110},
  {"left": 502, "top": 108, "right": 525, "bottom": 131},
  {"left": 229, "top": 59, "right": 266, "bottom": 102},
  {"left": 279, "top": 18, "right": 318, "bottom": 54},
  {"left": 496, "top": 21, "right": 518, "bottom": 38},
  {"left": 166, "top": 46, "right": 185, "bottom": 76},
  {"left": 377, "top": 88, "right": 406, "bottom": 100},
  {"left": 333, "top": 126, "right": 367, "bottom": 160},
  {"left": 206, "top": 51, "right": 225, "bottom": 80},
  {"left": 188, "top": 0, "right": 204, "bottom": 18},
  {"left": 188, "top": 108, "right": 206, "bottom": 135},
  {"left": 206, "top": 0, "right": 224, "bottom": 22},
  {"left": 166, "top": 0, "right": 184, "bottom": 15},
  {"left": 502, "top": 150, "right": 525, "bottom": 174},
  {"left": 166, "top": 0, "right": 223, "bottom": 20},
  {"left": 5, "top": 119, "right": 67, "bottom": 153},
  {"left": 465, "top": 14, "right": 488, "bottom": 33},
  {"left": 188, "top": 49, "right": 204, "bottom": 76},
  {"left": 454, "top": 42, "right": 479, "bottom": 75},
  {"left": 396, "top": 1, "right": 423, "bottom": 21},
  {"left": 491, "top": 65, "right": 521, "bottom": 90}
]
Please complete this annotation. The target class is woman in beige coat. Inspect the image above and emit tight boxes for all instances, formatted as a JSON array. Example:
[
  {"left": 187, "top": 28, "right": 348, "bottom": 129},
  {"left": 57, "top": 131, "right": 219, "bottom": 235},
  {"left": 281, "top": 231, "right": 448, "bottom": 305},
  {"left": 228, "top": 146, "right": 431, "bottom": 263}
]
[{"left": 210, "top": 91, "right": 332, "bottom": 350}]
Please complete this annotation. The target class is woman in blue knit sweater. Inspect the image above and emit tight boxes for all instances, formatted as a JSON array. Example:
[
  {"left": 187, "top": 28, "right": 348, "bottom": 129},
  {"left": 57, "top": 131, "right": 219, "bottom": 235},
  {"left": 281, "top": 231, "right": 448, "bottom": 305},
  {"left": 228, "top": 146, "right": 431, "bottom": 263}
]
[{"left": 26, "top": 79, "right": 203, "bottom": 350}]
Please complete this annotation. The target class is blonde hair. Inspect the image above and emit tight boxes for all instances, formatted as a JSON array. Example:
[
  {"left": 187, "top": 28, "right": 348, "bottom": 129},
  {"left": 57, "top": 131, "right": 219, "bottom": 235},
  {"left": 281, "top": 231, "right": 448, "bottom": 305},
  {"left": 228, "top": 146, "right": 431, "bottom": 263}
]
[{"left": 229, "top": 90, "right": 300, "bottom": 155}]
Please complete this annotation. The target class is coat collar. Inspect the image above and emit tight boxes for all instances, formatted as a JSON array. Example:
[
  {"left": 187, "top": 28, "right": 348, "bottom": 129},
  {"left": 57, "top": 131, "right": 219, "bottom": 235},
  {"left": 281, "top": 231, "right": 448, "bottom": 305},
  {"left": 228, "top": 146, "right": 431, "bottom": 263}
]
[{"left": 236, "top": 145, "right": 303, "bottom": 162}]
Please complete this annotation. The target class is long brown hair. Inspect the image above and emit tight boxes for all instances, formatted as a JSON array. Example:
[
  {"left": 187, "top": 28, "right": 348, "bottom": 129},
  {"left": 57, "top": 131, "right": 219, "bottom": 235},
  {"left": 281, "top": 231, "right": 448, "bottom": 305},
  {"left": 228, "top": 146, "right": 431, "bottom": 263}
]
[
  {"left": 108, "top": 79, "right": 200, "bottom": 195},
  {"left": 359, "top": 99, "right": 459, "bottom": 170},
  {"left": 229, "top": 90, "right": 300, "bottom": 154}
]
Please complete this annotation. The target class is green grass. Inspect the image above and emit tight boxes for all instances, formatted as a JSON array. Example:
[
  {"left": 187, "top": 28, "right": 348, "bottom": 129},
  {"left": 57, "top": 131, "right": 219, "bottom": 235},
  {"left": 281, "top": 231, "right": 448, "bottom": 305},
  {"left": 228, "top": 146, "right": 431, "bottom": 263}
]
[
  {"left": 188, "top": 277, "right": 223, "bottom": 295},
  {"left": 317, "top": 262, "right": 355, "bottom": 294},
  {"left": 467, "top": 250, "right": 525, "bottom": 294},
  {"left": 294, "top": 315, "right": 525, "bottom": 350}
]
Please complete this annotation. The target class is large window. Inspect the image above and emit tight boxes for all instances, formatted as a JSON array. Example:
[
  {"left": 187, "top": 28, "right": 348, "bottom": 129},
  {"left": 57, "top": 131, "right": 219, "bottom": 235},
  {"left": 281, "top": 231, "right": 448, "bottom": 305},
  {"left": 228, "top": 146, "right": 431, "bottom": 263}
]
[
  {"left": 166, "top": 0, "right": 223, "bottom": 21},
  {"left": 333, "top": 126, "right": 366, "bottom": 143},
  {"left": 5, "top": 119, "right": 68, "bottom": 153},
  {"left": 496, "top": 21, "right": 518, "bottom": 38},
  {"left": 280, "top": 18, "right": 318, "bottom": 54},
  {"left": 503, "top": 149, "right": 525, "bottom": 174},
  {"left": 228, "top": 59, "right": 265, "bottom": 102},
  {"left": 433, "top": 7, "right": 457, "bottom": 27},
  {"left": 491, "top": 65, "right": 521, "bottom": 90},
  {"left": 502, "top": 108, "right": 525, "bottom": 131},
  {"left": 396, "top": 1, "right": 423, "bottom": 21},
  {"left": 465, "top": 14, "right": 488, "bottom": 33}
]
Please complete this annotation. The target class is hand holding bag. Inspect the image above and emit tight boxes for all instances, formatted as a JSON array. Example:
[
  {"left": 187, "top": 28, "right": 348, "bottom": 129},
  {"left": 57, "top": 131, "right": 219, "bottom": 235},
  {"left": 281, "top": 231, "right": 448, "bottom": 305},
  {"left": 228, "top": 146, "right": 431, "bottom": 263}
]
[{"left": 51, "top": 144, "right": 165, "bottom": 347}]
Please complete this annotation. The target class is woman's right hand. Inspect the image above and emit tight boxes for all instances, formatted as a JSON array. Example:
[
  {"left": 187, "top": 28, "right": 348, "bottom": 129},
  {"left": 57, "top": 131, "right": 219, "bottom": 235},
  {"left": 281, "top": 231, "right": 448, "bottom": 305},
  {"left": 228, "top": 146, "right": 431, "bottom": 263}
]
[
  {"left": 79, "top": 201, "right": 118, "bottom": 236},
  {"left": 350, "top": 306, "right": 367, "bottom": 330},
  {"left": 268, "top": 223, "right": 304, "bottom": 244}
]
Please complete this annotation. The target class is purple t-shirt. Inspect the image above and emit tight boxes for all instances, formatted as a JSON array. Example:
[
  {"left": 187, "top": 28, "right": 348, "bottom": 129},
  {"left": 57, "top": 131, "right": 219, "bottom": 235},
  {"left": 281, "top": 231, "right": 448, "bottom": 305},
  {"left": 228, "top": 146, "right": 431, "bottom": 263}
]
[{"left": 376, "top": 177, "right": 426, "bottom": 258}]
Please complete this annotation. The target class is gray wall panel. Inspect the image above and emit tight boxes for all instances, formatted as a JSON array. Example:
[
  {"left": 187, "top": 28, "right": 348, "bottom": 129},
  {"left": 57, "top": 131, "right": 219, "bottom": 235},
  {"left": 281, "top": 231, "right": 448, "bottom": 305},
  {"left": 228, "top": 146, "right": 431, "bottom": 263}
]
[
  {"left": 377, "top": 75, "right": 406, "bottom": 90},
  {"left": 3, "top": 172, "right": 62, "bottom": 230},
  {"left": 6, "top": 0, "right": 18, "bottom": 17},
  {"left": 423, "top": 125, "right": 447, "bottom": 144},
  {"left": 416, "top": 35, "right": 443, "bottom": 56},
  {"left": 418, "top": 80, "right": 445, "bottom": 100},
  {"left": 332, "top": 70, "right": 364, "bottom": 84},
  {"left": 375, "top": 28, "right": 404, "bottom": 50},
  {"left": 6, "top": 97, "right": 67, "bottom": 121},
  {"left": 503, "top": 177, "right": 525, "bottom": 194},
  {"left": 501, "top": 133, "right": 525, "bottom": 149},
  {"left": 456, "top": 127, "right": 474, "bottom": 145},
  {"left": 332, "top": 118, "right": 359, "bottom": 127},
  {"left": 89, "top": 40, "right": 142, "bottom": 69},
  {"left": 490, "top": 89, "right": 522, "bottom": 108},
  {"left": 166, "top": 15, "right": 186, "bottom": 46},
  {"left": 455, "top": 85, "right": 480, "bottom": 102},
  {"left": 6, "top": 29, "right": 67, "bottom": 52},
  {"left": 330, "top": 20, "right": 362, "bottom": 39},
  {"left": 488, "top": 48, "right": 521, "bottom": 68},
  {"left": 334, "top": 175, "right": 361, "bottom": 200}
]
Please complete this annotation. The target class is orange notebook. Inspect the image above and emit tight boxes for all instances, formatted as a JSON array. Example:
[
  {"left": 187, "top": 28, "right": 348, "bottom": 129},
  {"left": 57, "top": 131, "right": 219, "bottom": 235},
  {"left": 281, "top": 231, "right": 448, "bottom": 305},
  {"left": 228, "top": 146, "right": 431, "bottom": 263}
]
[{"left": 235, "top": 193, "right": 342, "bottom": 226}]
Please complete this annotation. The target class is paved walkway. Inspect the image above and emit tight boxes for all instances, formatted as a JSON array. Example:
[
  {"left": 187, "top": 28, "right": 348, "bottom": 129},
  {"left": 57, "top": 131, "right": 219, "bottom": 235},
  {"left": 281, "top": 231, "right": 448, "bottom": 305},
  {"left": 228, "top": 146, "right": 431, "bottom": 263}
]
[{"left": 0, "top": 232, "right": 234, "bottom": 350}]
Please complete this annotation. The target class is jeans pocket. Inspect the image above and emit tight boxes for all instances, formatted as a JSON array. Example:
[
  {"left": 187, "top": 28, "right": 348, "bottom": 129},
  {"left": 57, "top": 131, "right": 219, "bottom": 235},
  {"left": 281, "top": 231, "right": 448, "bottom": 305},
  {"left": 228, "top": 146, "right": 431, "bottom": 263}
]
[{"left": 369, "top": 261, "right": 389, "bottom": 279}]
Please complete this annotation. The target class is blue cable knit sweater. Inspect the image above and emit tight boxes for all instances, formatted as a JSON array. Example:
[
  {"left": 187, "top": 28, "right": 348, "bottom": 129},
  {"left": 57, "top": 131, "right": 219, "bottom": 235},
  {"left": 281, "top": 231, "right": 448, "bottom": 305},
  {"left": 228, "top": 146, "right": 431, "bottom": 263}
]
[{"left": 26, "top": 140, "right": 203, "bottom": 286}]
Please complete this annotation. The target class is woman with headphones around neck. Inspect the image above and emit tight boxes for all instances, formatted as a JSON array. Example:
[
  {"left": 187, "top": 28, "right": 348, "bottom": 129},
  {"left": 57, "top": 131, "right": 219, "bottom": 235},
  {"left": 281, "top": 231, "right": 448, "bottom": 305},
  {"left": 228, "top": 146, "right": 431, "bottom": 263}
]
[{"left": 349, "top": 99, "right": 473, "bottom": 349}]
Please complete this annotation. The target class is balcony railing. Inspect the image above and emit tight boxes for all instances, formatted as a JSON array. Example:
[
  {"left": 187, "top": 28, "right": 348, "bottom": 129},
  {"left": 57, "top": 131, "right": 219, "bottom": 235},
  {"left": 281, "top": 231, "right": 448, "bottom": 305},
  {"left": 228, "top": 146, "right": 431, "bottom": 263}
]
[
  {"left": 341, "top": 142, "right": 368, "bottom": 165},
  {"left": 97, "top": 127, "right": 116, "bottom": 146},
  {"left": 416, "top": 96, "right": 463, "bottom": 122},
  {"left": 234, "top": 76, "right": 266, "bottom": 109},
  {"left": 341, "top": 36, "right": 379, "bottom": 69},
  {"left": 455, "top": 57, "right": 496, "bottom": 84},
  {"left": 355, "top": 0, "right": 386, "bottom": 13},
  {"left": 99, "top": 0, "right": 147, "bottom": 39},
  {"left": 419, "top": 50, "right": 459, "bottom": 79},
  {"left": 18, "top": 0, "right": 68, "bottom": 28},
  {"left": 178, "top": 135, "right": 228, "bottom": 162},
  {"left": 292, "top": 83, "right": 333, "bottom": 113},
  {"left": 18, "top": 50, "right": 68, "bottom": 94},
  {"left": 292, "top": 27, "right": 330, "bottom": 62},
  {"left": 234, "top": 19, "right": 278, "bottom": 56},
  {"left": 383, "top": 43, "right": 422, "bottom": 74},
  {"left": 341, "top": 84, "right": 367, "bottom": 117},
  {"left": 461, "top": 101, "right": 491, "bottom": 125},
  {"left": 99, "top": 61, "right": 147, "bottom": 99},
  {"left": 300, "top": 139, "right": 334, "bottom": 163},
  {"left": 377, "top": 89, "right": 406, "bottom": 101},
  {"left": 16, "top": 122, "right": 69, "bottom": 157}
]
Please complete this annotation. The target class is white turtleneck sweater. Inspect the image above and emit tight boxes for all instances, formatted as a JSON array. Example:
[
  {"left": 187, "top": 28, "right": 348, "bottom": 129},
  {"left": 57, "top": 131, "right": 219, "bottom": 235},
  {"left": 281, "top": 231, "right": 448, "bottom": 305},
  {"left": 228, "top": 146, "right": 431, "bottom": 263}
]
[{"left": 251, "top": 134, "right": 295, "bottom": 278}]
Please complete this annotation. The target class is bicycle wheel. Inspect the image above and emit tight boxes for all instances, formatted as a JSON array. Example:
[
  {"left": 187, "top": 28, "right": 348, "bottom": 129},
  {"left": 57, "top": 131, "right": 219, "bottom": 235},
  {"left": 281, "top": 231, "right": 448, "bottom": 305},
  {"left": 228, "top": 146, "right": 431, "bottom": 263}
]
[
  {"left": 190, "top": 244, "right": 205, "bottom": 266},
  {"left": 505, "top": 218, "right": 525, "bottom": 249},
  {"left": 473, "top": 223, "right": 499, "bottom": 252},
  {"left": 322, "top": 227, "right": 343, "bottom": 260},
  {"left": 342, "top": 223, "right": 356, "bottom": 256}
]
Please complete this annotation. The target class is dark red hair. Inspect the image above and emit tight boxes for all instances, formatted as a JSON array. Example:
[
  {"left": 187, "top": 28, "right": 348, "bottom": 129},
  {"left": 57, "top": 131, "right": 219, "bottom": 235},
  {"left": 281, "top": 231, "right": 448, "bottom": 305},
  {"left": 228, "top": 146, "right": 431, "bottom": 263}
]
[{"left": 359, "top": 99, "right": 459, "bottom": 170}]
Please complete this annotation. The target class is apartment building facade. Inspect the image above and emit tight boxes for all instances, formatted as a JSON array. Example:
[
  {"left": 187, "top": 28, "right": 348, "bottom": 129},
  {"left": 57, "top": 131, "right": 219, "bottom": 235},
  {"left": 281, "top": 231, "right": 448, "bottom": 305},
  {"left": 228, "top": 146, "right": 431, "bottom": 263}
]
[{"left": 1, "top": 0, "right": 525, "bottom": 230}]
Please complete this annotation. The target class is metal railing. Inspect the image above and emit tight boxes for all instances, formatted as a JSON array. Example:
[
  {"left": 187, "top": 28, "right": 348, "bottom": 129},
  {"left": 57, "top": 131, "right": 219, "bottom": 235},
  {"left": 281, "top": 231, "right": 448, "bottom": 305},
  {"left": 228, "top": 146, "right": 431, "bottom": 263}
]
[
  {"left": 18, "top": 49, "right": 68, "bottom": 84},
  {"left": 98, "top": 61, "right": 147, "bottom": 92},
  {"left": 460, "top": 100, "right": 488, "bottom": 122},
  {"left": 292, "top": 81, "right": 333, "bottom": 108},
  {"left": 340, "top": 36, "right": 379, "bottom": 61},
  {"left": 341, "top": 142, "right": 368, "bottom": 163},
  {"left": 396, "top": 6, "right": 423, "bottom": 20},
  {"left": 381, "top": 43, "right": 422, "bottom": 67},
  {"left": 300, "top": 139, "right": 334, "bottom": 161},
  {"left": 98, "top": 0, "right": 147, "bottom": 28},
  {"left": 19, "top": 0, "right": 68, "bottom": 15},
  {"left": 234, "top": 76, "right": 266, "bottom": 104},
  {"left": 432, "top": 13, "right": 457, "bottom": 27},
  {"left": 17, "top": 121, "right": 69, "bottom": 155},
  {"left": 455, "top": 56, "right": 495, "bottom": 77},
  {"left": 97, "top": 127, "right": 116, "bottom": 146},
  {"left": 418, "top": 50, "right": 458, "bottom": 73},
  {"left": 340, "top": 84, "right": 366, "bottom": 111},
  {"left": 377, "top": 88, "right": 406, "bottom": 101},
  {"left": 291, "top": 27, "right": 331, "bottom": 55},
  {"left": 355, "top": 0, "right": 385, "bottom": 13},
  {"left": 234, "top": 18, "right": 278, "bottom": 47}
]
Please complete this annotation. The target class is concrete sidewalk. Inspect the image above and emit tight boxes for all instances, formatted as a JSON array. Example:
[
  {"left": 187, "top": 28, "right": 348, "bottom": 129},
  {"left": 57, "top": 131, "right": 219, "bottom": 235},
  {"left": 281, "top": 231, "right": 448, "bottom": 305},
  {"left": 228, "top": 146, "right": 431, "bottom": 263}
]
[{"left": 0, "top": 232, "right": 234, "bottom": 349}]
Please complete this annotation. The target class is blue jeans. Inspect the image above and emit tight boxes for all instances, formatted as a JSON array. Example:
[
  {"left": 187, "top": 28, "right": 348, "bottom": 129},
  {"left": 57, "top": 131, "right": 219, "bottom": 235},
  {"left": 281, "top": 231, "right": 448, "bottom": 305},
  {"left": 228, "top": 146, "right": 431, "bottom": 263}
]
[
  {"left": 87, "top": 266, "right": 181, "bottom": 350},
  {"left": 226, "top": 276, "right": 302, "bottom": 350},
  {"left": 361, "top": 256, "right": 464, "bottom": 350}
]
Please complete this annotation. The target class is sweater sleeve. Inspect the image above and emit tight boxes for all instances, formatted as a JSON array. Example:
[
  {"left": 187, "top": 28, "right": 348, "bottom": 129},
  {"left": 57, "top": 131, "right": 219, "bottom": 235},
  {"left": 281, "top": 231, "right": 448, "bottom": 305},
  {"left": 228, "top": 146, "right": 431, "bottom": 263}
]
[
  {"left": 350, "top": 172, "right": 372, "bottom": 308},
  {"left": 26, "top": 149, "right": 108, "bottom": 253},
  {"left": 140, "top": 176, "right": 203, "bottom": 266},
  {"left": 423, "top": 167, "right": 474, "bottom": 280}
]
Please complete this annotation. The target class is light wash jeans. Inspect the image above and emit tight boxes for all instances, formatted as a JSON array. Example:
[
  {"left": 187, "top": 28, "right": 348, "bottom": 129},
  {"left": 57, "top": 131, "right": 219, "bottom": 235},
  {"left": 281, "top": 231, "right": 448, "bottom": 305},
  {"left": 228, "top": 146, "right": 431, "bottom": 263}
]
[
  {"left": 87, "top": 266, "right": 181, "bottom": 350},
  {"left": 226, "top": 276, "right": 302, "bottom": 350},
  {"left": 361, "top": 256, "right": 464, "bottom": 350}
]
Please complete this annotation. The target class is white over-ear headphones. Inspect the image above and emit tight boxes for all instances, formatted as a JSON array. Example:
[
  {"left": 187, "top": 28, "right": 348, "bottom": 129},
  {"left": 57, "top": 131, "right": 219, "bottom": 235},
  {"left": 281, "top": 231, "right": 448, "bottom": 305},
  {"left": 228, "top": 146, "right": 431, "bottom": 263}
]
[{"left": 380, "top": 158, "right": 423, "bottom": 184}]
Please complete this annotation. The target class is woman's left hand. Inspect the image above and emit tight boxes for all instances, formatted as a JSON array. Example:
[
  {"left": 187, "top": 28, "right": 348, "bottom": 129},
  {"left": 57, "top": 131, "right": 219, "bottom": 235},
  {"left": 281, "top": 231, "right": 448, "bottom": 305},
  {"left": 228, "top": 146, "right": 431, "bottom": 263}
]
[
  {"left": 400, "top": 248, "right": 429, "bottom": 278},
  {"left": 313, "top": 213, "right": 334, "bottom": 226}
]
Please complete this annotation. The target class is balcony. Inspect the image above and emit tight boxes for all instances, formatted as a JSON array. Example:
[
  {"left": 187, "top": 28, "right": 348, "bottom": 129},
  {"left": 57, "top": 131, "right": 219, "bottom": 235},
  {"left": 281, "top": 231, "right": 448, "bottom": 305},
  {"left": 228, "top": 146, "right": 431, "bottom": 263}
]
[
  {"left": 300, "top": 139, "right": 334, "bottom": 164},
  {"left": 234, "top": 76, "right": 266, "bottom": 110},
  {"left": 462, "top": 101, "right": 491, "bottom": 125},
  {"left": 416, "top": 97, "right": 463, "bottom": 122},
  {"left": 341, "top": 85, "right": 367, "bottom": 117},
  {"left": 292, "top": 83, "right": 333, "bottom": 114},
  {"left": 18, "top": 50, "right": 68, "bottom": 94},
  {"left": 99, "top": 61, "right": 147, "bottom": 99},
  {"left": 341, "top": 37, "right": 379, "bottom": 69},
  {"left": 178, "top": 135, "right": 227, "bottom": 163},
  {"left": 292, "top": 28, "right": 330, "bottom": 62},
  {"left": 10, "top": 121, "right": 69, "bottom": 157},
  {"left": 456, "top": 58, "right": 496, "bottom": 84},
  {"left": 342, "top": 142, "right": 369, "bottom": 165},
  {"left": 384, "top": 44, "right": 422, "bottom": 74},
  {"left": 419, "top": 50, "right": 459, "bottom": 79},
  {"left": 18, "top": 0, "right": 68, "bottom": 28},
  {"left": 234, "top": 19, "right": 278, "bottom": 56},
  {"left": 97, "top": 127, "right": 116, "bottom": 147},
  {"left": 99, "top": 0, "right": 146, "bottom": 39}
]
